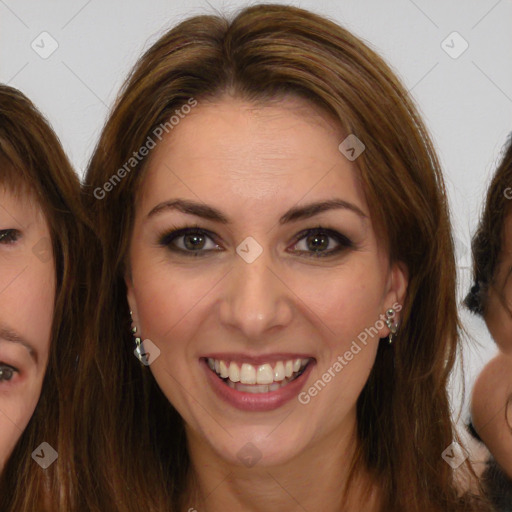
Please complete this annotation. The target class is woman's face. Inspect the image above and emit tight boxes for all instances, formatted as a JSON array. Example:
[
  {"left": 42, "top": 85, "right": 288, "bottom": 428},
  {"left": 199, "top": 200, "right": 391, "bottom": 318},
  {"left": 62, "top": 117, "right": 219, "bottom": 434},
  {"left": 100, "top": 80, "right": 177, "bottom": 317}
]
[
  {"left": 485, "top": 211, "right": 512, "bottom": 353},
  {"left": 0, "top": 186, "right": 54, "bottom": 469},
  {"left": 126, "top": 96, "right": 407, "bottom": 468}
]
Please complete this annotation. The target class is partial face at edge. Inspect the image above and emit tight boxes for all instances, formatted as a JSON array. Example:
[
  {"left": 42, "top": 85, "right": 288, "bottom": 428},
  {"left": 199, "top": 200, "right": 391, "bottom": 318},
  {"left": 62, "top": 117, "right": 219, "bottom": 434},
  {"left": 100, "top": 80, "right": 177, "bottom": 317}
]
[
  {"left": 0, "top": 186, "right": 55, "bottom": 470},
  {"left": 485, "top": 211, "right": 512, "bottom": 353},
  {"left": 125, "top": 96, "right": 407, "bottom": 467}
]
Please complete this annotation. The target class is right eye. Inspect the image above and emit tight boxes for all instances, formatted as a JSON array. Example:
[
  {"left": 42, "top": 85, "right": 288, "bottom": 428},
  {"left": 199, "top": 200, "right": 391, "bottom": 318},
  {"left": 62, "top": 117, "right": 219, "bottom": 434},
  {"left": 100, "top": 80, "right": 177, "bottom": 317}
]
[
  {"left": 158, "top": 226, "right": 221, "bottom": 257},
  {"left": 0, "top": 229, "right": 20, "bottom": 244},
  {"left": 0, "top": 364, "right": 17, "bottom": 382}
]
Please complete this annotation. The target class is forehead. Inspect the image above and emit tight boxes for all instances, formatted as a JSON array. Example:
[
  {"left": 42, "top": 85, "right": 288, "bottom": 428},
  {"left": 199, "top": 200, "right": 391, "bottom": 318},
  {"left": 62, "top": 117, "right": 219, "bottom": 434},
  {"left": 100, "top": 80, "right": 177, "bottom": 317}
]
[
  {"left": 0, "top": 159, "right": 38, "bottom": 201},
  {"left": 138, "top": 96, "right": 367, "bottom": 217},
  {"left": 0, "top": 183, "right": 45, "bottom": 224}
]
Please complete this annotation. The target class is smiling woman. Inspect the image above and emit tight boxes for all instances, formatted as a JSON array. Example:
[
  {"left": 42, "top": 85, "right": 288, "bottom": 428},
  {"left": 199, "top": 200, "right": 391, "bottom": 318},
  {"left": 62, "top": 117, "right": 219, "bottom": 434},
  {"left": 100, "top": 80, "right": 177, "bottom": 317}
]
[
  {"left": 0, "top": 85, "right": 89, "bottom": 511},
  {"left": 80, "top": 4, "right": 492, "bottom": 512}
]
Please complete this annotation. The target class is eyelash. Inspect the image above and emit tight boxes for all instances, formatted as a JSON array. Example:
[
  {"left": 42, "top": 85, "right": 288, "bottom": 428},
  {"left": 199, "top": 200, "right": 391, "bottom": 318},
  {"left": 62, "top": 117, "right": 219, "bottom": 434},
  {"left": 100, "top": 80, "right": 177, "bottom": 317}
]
[
  {"left": 157, "top": 224, "right": 354, "bottom": 258},
  {"left": 0, "top": 229, "right": 20, "bottom": 244},
  {"left": 0, "top": 363, "right": 18, "bottom": 383}
]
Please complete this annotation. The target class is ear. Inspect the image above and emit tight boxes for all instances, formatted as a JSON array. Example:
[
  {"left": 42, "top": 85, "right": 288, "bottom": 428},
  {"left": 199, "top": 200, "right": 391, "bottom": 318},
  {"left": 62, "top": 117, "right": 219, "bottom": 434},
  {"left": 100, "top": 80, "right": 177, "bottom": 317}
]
[
  {"left": 124, "top": 268, "right": 138, "bottom": 325},
  {"left": 380, "top": 261, "right": 408, "bottom": 337}
]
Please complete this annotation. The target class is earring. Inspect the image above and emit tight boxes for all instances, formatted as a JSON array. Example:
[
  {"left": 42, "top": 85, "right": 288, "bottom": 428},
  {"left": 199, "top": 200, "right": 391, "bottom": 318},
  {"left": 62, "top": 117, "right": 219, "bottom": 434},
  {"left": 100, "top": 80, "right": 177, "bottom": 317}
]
[
  {"left": 385, "top": 308, "right": 399, "bottom": 345},
  {"left": 129, "top": 310, "right": 143, "bottom": 357}
]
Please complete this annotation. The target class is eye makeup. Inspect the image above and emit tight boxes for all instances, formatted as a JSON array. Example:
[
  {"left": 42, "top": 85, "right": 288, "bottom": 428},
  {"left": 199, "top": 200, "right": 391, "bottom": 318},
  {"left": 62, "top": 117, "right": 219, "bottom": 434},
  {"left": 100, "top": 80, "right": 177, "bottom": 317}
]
[{"left": 156, "top": 223, "right": 356, "bottom": 259}]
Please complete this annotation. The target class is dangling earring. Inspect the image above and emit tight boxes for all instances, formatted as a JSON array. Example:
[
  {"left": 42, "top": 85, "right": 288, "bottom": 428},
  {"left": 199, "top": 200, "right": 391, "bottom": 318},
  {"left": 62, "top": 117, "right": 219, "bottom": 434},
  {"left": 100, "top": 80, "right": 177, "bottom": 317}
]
[
  {"left": 385, "top": 308, "right": 399, "bottom": 345},
  {"left": 129, "top": 310, "right": 143, "bottom": 361}
]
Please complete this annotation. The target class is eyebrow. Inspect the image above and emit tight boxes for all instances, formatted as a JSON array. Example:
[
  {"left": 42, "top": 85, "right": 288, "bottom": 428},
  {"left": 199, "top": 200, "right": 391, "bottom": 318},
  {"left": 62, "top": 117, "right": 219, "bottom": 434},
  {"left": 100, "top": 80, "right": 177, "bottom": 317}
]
[
  {"left": 0, "top": 327, "right": 37, "bottom": 364},
  {"left": 146, "top": 198, "right": 367, "bottom": 225}
]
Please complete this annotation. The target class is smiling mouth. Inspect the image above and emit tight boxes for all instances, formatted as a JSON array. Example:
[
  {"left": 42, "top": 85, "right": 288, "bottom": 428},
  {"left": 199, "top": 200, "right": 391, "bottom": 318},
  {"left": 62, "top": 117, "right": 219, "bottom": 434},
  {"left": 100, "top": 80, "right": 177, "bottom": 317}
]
[{"left": 203, "top": 357, "right": 313, "bottom": 394}]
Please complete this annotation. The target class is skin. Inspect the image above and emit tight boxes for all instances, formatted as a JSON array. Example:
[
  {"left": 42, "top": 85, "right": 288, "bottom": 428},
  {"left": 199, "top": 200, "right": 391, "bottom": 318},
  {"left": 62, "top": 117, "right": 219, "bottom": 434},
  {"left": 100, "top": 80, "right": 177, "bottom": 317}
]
[
  {"left": 471, "top": 211, "right": 512, "bottom": 480},
  {"left": 0, "top": 186, "right": 54, "bottom": 470},
  {"left": 126, "top": 95, "right": 407, "bottom": 512}
]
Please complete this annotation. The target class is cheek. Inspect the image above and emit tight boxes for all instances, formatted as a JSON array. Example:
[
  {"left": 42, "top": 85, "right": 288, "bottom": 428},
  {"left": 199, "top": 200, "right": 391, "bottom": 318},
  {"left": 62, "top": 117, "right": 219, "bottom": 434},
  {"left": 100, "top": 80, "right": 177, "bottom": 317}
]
[
  {"left": 295, "top": 267, "right": 384, "bottom": 408},
  {"left": 485, "top": 292, "right": 512, "bottom": 353},
  {"left": 133, "top": 262, "right": 219, "bottom": 343},
  {"left": 16, "top": 264, "right": 55, "bottom": 359},
  {"left": 0, "top": 379, "right": 42, "bottom": 468},
  {"left": 298, "top": 265, "right": 386, "bottom": 347},
  {"left": 0, "top": 418, "right": 23, "bottom": 469}
]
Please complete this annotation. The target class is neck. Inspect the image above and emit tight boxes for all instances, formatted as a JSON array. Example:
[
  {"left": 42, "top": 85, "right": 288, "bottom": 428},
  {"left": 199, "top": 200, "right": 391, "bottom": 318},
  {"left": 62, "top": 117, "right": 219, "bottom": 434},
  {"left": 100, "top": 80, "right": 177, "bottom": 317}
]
[{"left": 180, "top": 421, "right": 381, "bottom": 512}]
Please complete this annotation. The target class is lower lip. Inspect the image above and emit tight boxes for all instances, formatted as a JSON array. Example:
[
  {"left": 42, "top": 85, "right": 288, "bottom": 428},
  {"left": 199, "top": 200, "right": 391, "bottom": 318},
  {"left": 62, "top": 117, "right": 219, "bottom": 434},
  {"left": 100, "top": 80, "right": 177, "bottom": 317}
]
[{"left": 201, "top": 358, "right": 315, "bottom": 412}]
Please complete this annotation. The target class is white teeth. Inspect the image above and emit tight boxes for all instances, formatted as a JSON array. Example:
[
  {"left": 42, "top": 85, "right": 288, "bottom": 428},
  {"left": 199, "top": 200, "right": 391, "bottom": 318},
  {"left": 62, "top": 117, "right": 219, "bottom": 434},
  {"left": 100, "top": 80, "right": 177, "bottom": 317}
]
[
  {"left": 256, "top": 364, "right": 274, "bottom": 385},
  {"left": 219, "top": 360, "right": 229, "bottom": 378},
  {"left": 273, "top": 361, "right": 285, "bottom": 381},
  {"left": 228, "top": 362, "right": 240, "bottom": 383},
  {"left": 240, "top": 363, "right": 256, "bottom": 384},
  {"left": 207, "top": 357, "right": 311, "bottom": 386},
  {"left": 285, "top": 360, "right": 293, "bottom": 378}
]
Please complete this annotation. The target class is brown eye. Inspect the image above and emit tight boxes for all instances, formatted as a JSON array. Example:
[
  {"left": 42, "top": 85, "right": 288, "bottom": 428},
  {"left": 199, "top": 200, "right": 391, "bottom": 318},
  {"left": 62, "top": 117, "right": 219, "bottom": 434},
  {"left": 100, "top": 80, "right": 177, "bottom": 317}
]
[
  {"left": 305, "top": 232, "right": 330, "bottom": 252},
  {"left": 182, "top": 232, "right": 207, "bottom": 250},
  {"left": 158, "top": 227, "right": 221, "bottom": 257},
  {"left": 0, "top": 229, "right": 20, "bottom": 244},
  {"left": 0, "top": 365, "right": 16, "bottom": 381},
  {"left": 291, "top": 227, "right": 354, "bottom": 258}
]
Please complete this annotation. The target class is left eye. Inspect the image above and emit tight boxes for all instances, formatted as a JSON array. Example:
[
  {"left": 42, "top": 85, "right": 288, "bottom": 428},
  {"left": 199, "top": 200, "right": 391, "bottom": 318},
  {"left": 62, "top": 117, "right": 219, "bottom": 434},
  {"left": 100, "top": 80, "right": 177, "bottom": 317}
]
[
  {"left": 0, "top": 229, "right": 20, "bottom": 244},
  {"left": 158, "top": 228, "right": 221, "bottom": 256},
  {"left": 0, "top": 364, "right": 17, "bottom": 382},
  {"left": 290, "top": 228, "right": 353, "bottom": 258}
]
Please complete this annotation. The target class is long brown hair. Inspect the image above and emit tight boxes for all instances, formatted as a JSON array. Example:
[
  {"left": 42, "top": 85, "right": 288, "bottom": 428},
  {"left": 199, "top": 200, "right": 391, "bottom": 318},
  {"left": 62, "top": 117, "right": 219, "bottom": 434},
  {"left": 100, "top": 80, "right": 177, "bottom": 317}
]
[
  {"left": 0, "top": 85, "right": 89, "bottom": 511},
  {"left": 81, "top": 4, "right": 491, "bottom": 511}
]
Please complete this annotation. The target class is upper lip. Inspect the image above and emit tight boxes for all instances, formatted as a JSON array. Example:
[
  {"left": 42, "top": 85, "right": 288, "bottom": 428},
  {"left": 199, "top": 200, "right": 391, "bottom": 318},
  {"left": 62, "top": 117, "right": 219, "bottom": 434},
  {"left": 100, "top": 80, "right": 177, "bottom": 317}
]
[{"left": 202, "top": 353, "right": 315, "bottom": 366}]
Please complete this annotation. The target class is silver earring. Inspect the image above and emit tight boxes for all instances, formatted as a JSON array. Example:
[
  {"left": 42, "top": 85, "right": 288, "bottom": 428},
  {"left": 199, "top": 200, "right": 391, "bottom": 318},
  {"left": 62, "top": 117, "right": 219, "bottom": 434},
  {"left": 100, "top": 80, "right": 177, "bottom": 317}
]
[
  {"left": 385, "top": 308, "right": 399, "bottom": 345},
  {"left": 129, "top": 310, "right": 143, "bottom": 355}
]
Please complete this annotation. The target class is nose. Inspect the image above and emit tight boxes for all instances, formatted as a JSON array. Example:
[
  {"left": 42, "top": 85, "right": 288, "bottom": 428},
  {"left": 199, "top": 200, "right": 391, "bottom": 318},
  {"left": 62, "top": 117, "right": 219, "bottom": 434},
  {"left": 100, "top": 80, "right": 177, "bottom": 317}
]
[{"left": 218, "top": 246, "right": 293, "bottom": 340}]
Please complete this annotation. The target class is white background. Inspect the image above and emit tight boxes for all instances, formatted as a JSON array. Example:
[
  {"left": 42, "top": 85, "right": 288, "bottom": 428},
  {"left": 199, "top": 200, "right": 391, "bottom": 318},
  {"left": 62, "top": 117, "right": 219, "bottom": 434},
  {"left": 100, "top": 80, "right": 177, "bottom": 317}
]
[{"left": 1, "top": 0, "right": 511, "bottom": 422}]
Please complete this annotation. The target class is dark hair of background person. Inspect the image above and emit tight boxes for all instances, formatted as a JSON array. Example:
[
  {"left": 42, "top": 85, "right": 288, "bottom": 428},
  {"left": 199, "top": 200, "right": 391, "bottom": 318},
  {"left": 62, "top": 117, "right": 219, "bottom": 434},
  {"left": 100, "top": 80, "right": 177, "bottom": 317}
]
[
  {"left": 0, "top": 84, "right": 91, "bottom": 511},
  {"left": 80, "top": 4, "right": 492, "bottom": 511},
  {"left": 464, "top": 133, "right": 512, "bottom": 316}
]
